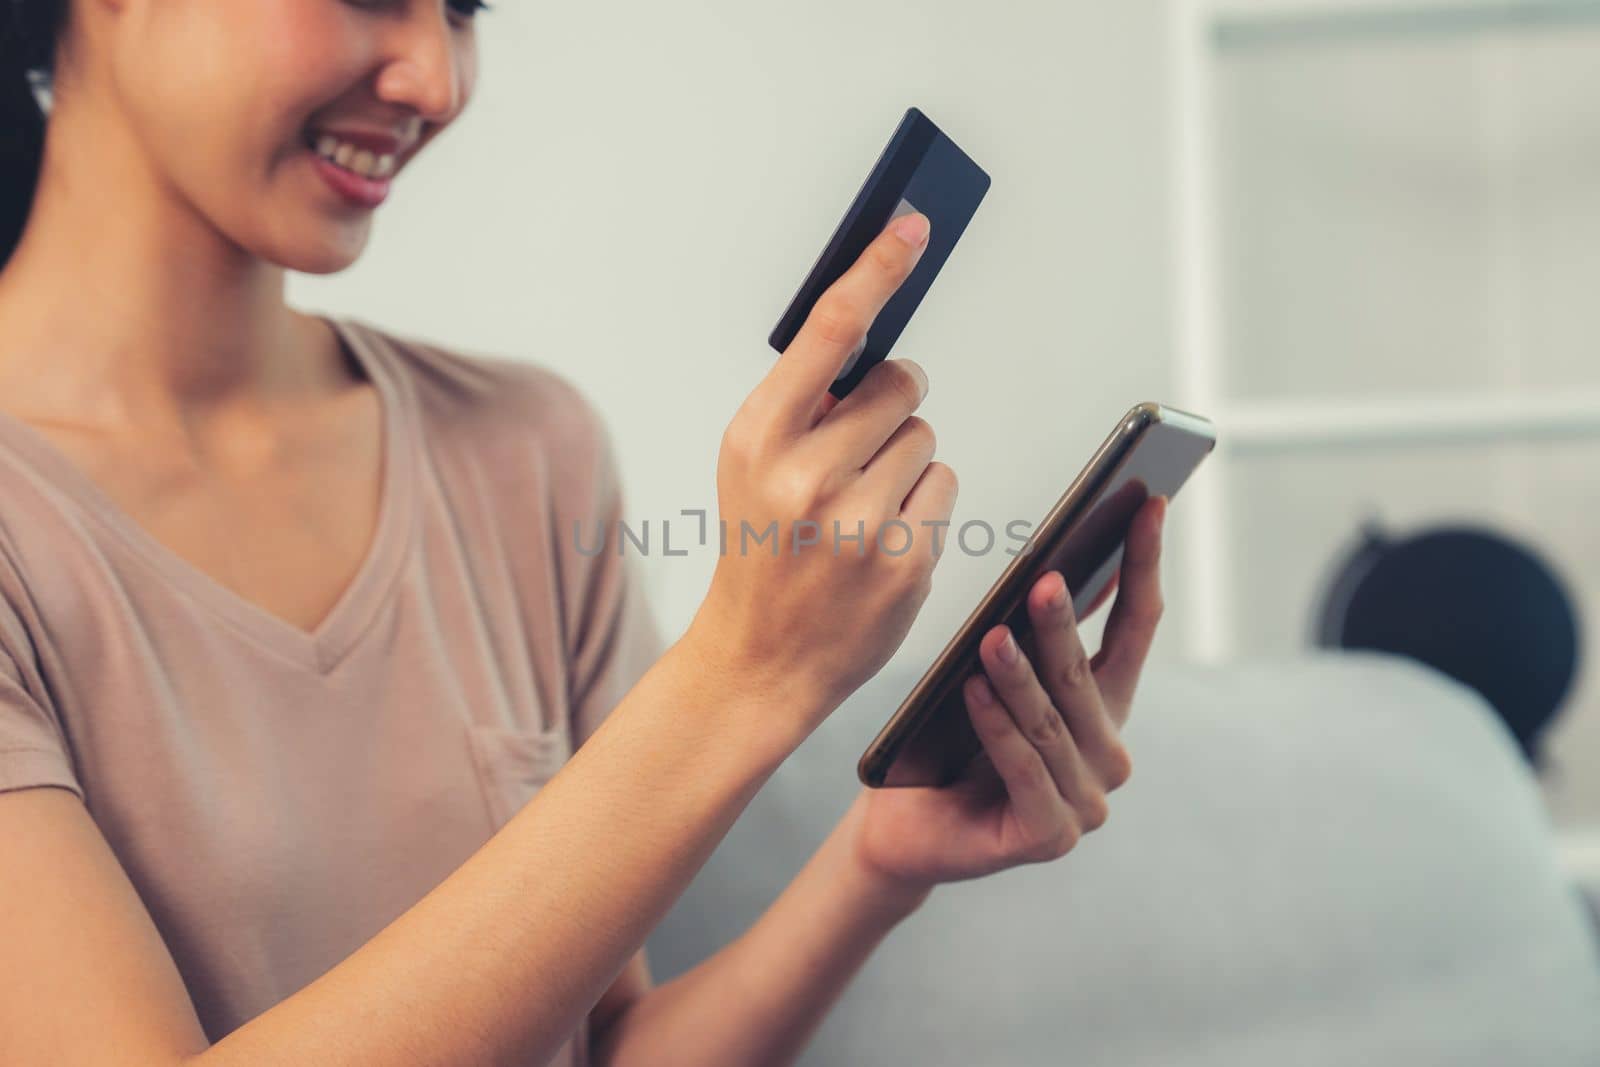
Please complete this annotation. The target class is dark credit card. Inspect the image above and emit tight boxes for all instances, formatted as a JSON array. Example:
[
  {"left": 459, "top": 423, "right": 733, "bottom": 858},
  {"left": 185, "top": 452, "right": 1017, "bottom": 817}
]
[{"left": 768, "top": 107, "right": 991, "bottom": 398}]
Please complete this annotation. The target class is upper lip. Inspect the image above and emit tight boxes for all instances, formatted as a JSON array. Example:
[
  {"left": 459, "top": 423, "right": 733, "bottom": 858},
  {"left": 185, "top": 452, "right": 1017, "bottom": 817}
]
[{"left": 307, "top": 128, "right": 413, "bottom": 157}]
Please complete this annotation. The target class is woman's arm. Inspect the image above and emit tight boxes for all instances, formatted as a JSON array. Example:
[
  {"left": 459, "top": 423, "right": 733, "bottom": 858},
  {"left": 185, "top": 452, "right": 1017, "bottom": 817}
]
[
  {"left": 0, "top": 635, "right": 814, "bottom": 1067},
  {"left": 194, "top": 636, "right": 818, "bottom": 1067},
  {"left": 592, "top": 791, "right": 931, "bottom": 1067}
]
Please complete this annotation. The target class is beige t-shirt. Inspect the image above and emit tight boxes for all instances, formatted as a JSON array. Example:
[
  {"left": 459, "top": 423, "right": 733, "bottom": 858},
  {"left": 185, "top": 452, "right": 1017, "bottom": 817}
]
[{"left": 0, "top": 314, "right": 664, "bottom": 1064}]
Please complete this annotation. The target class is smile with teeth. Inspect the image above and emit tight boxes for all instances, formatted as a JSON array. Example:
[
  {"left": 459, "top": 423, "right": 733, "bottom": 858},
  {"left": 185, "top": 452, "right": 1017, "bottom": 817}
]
[{"left": 309, "top": 134, "right": 396, "bottom": 180}]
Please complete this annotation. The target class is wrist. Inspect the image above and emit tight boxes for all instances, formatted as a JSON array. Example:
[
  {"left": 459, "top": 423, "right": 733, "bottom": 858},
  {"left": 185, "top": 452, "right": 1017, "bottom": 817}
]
[
  {"left": 664, "top": 620, "right": 834, "bottom": 764},
  {"left": 841, "top": 850, "right": 935, "bottom": 924},
  {"left": 832, "top": 791, "right": 935, "bottom": 921}
]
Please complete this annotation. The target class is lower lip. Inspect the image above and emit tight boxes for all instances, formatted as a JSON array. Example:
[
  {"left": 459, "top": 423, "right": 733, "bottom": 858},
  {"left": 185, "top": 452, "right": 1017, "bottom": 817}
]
[{"left": 307, "top": 147, "right": 391, "bottom": 209}]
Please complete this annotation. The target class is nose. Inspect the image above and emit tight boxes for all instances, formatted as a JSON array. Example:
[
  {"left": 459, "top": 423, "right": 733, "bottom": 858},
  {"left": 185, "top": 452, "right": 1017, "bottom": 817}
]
[{"left": 372, "top": 9, "right": 470, "bottom": 125}]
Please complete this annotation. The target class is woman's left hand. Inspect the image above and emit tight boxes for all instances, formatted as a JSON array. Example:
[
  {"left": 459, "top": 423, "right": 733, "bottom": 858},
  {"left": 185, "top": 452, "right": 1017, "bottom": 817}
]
[{"left": 845, "top": 495, "right": 1167, "bottom": 897}]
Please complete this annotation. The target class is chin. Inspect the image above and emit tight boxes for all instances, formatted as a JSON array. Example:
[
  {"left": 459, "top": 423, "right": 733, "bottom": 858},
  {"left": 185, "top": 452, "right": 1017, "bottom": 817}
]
[{"left": 261, "top": 215, "right": 373, "bottom": 274}]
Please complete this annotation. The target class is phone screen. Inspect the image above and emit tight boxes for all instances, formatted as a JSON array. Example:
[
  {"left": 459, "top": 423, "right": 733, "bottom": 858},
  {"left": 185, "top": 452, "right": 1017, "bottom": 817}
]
[
  {"left": 1055, "top": 421, "right": 1211, "bottom": 616},
  {"left": 865, "top": 411, "right": 1215, "bottom": 788}
]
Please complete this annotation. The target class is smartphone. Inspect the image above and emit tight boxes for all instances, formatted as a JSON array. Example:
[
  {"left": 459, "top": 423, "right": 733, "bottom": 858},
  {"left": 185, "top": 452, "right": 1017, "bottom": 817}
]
[{"left": 858, "top": 403, "right": 1217, "bottom": 789}]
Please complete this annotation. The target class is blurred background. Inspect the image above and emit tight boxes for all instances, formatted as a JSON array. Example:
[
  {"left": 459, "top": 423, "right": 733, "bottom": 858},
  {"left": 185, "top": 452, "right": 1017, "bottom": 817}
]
[{"left": 289, "top": 0, "right": 1600, "bottom": 1015}]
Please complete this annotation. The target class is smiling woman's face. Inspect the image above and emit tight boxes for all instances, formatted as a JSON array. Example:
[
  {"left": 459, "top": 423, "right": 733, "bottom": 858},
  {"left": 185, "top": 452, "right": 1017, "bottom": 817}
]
[{"left": 97, "top": 0, "right": 483, "bottom": 272}]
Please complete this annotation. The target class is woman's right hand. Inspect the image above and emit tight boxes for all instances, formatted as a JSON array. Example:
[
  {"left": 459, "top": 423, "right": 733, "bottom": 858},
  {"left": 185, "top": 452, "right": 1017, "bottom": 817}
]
[{"left": 682, "top": 212, "right": 959, "bottom": 746}]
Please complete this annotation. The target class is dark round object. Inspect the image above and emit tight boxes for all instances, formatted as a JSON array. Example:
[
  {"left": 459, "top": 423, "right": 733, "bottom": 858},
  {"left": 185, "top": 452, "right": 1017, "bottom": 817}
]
[{"left": 1315, "top": 523, "right": 1582, "bottom": 762}]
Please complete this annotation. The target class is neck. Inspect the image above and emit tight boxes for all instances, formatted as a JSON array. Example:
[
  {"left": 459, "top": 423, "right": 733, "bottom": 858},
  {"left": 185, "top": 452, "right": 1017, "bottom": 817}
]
[{"left": 0, "top": 95, "right": 338, "bottom": 431}]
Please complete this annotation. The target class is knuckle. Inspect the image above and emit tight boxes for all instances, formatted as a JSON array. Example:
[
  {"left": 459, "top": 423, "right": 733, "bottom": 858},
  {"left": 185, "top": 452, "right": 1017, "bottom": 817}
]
[
  {"left": 1079, "top": 791, "right": 1110, "bottom": 833},
  {"left": 1043, "top": 824, "right": 1080, "bottom": 861},
  {"left": 720, "top": 409, "right": 762, "bottom": 456},
  {"left": 718, "top": 419, "right": 747, "bottom": 462},
  {"left": 718, "top": 430, "right": 760, "bottom": 481},
  {"left": 1144, "top": 594, "right": 1166, "bottom": 623},
  {"left": 1053, "top": 649, "right": 1094, "bottom": 690},
  {"left": 810, "top": 298, "right": 867, "bottom": 351},
  {"left": 930, "top": 460, "right": 958, "bottom": 496},
  {"left": 900, "top": 415, "right": 936, "bottom": 454},
  {"left": 1128, "top": 593, "right": 1165, "bottom": 630},
  {"left": 1023, "top": 709, "right": 1067, "bottom": 750},
  {"left": 867, "top": 236, "right": 909, "bottom": 277},
  {"left": 876, "top": 361, "right": 926, "bottom": 411},
  {"left": 1101, "top": 743, "right": 1134, "bottom": 791}
]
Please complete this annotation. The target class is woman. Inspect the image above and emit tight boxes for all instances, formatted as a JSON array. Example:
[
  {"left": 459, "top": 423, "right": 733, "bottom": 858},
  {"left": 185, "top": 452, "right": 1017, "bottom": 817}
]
[{"left": 0, "top": 2, "right": 1167, "bottom": 1065}]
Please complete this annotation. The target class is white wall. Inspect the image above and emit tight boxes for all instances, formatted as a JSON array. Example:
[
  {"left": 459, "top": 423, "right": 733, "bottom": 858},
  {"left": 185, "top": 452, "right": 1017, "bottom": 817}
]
[{"left": 289, "top": 1, "right": 1182, "bottom": 705}]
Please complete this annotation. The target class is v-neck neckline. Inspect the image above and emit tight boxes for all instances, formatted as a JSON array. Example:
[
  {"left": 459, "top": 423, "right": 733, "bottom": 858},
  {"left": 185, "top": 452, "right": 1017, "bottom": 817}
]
[{"left": 0, "top": 313, "right": 418, "bottom": 675}]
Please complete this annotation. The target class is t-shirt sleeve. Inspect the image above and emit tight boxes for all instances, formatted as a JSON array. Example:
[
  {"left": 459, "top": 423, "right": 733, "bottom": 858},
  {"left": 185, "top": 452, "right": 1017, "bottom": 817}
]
[
  {"left": 0, "top": 577, "right": 83, "bottom": 799},
  {"left": 564, "top": 403, "right": 666, "bottom": 751}
]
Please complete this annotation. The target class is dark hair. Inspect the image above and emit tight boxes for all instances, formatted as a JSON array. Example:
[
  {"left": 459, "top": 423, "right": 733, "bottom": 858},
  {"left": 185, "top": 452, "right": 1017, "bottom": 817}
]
[{"left": 2, "top": 0, "right": 65, "bottom": 271}]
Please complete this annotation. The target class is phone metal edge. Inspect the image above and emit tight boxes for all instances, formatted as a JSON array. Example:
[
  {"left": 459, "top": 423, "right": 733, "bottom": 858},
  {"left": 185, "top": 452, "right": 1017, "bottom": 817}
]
[{"left": 856, "top": 402, "right": 1178, "bottom": 787}]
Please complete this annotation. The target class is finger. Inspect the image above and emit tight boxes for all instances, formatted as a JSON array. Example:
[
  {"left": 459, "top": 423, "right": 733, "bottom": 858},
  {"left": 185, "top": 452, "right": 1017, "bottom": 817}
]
[
  {"left": 1094, "top": 496, "right": 1167, "bottom": 722},
  {"left": 804, "top": 358, "right": 929, "bottom": 470},
  {"left": 817, "top": 392, "right": 840, "bottom": 419},
  {"left": 978, "top": 625, "right": 1105, "bottom": 825},
  {"left": 1082, "top": 570, "right": 1120, "bottom": 620},
  {"left": 852, "top": 414, "right": 936, "bottom": 519},
  {"left": 898, "top": 461, "right": 958, "bottom": 563},
  {"left": 752, "top": 214, "right": 932, "bottom": 437},
  {"left": 1026, "top": 572, "right": 1132, "bottom": 790},
  {"left": 963, "top": 674, "right": 1078, "bottom": 848}
]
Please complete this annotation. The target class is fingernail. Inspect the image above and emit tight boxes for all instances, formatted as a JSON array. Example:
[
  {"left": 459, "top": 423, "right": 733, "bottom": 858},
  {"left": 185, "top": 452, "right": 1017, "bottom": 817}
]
[
  {"left": 909, "top": 362, "right": 929, "bottom": 400},
  {"left": 1048, "top": 578, "right": 1069, "bottom": 611},
  {"left": 892, "top": 212, "right": 930, "bottom": 248},
  {"left": 998, "top": 631, "right": 1020, "bottom": 664},
  {"left": 969, "top": 676, "right": 994, "bottom": 706}
]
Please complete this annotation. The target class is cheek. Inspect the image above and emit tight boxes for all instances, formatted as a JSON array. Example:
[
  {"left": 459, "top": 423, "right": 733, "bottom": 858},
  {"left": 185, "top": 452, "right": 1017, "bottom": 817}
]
[
  {"left": 146, "top": 3, "right": 362, "bottom": 171},
  {"left": 255, "top": 9, "right": 372, "bottom": 150}
]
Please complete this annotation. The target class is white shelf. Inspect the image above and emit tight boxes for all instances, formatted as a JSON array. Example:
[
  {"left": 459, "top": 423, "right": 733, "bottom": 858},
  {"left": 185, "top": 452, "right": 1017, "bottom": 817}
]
[
  {"left": 1211, "top": 0, "right": 1600, "bottom": 50},
  {"left": 1171, "top": 0, "right": 1600, "bottom": 660},
  {"left": 1218, "top": 389, "right": 1600, "bottom": 454}
]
